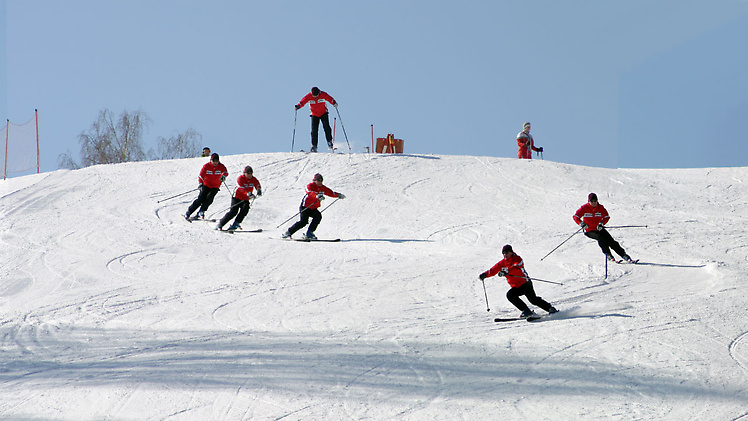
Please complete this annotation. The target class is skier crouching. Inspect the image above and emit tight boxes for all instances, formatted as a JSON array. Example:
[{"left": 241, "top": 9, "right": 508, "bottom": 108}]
[
  {"left": 479, "top": 245, "right": 558, "bottom": 319},
  {"left": 282, "top": 173, "right": 345, "bottom": 241}
]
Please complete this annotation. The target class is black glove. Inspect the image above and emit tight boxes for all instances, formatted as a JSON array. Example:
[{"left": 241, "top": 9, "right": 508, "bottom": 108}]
[
  {"left": 498, "top": 269, "right": 508, "bottom": 277},
  {"left": 247, "top": 193, "right": 256, "bottom": 200},
  {"left": 538, "top": 146, "right": 544, "bottom": 152},
  {"left": 220, "top": 175, "right": 226, "bottom": 182},
  {"left": 580, "top": 222, "right": 588, "bottom": 230},
  {"left": 294, "top": 104, "right": 300, "bottom": 110},
  {"left": 597, "top": 223, "right": 604, "bottom": 231},
  {"left": 257, "top": 189, "right": 262, "bottom": 197},
  {"left": 479, "top": 273, "right": 487, "bottom": 281},
  {"left": 316, "top": 192, "right": 325, "bottom": 201}
]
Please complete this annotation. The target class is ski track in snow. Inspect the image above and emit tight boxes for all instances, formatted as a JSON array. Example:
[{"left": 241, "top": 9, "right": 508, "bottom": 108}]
[{"left": 1, "top": 152, "right": 747, "bottom": 420}]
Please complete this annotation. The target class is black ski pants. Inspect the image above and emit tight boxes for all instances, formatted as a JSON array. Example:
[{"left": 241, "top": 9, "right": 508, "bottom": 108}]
[
  {"left": 506, "top": 281, "right": 552, "bottom": 313},
  {"left": 218, "top": 198, "right": 250, "bottom": 228},
  {"left": 311, "top": 112, "right": 333, "bottom": 148},
  {"left": 288, "top": 206, "right": 322, "bottom": 236},
  {"left": 584, "top": 228, "right": 627, "bottom": 258},
  {"left": 187, "top": 185, "right": 219, "bottom": 217}
]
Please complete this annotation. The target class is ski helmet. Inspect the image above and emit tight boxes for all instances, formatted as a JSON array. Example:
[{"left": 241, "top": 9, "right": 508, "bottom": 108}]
[
  {"left": 311, "top": 87, "right": 320, "bottom": 96},
  {"left": 502, "top": 244, "right": 513, "bottom": 254},
  {"left": 314, "top": 173, "right": 323, "bottom": 182}
]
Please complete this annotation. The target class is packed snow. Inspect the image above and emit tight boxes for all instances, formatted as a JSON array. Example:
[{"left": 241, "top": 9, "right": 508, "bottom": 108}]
[{"left": 1, "top": 152, "right": 747, "bottom": 420}]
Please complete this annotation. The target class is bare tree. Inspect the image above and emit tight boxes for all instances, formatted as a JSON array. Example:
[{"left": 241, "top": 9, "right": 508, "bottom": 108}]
[
  {"left": 77, "top": 109, "right": 150, "bottom": 167},
  {"left": 155, "top": 128, "right": 203, "bottom": 160},
  {"left": 58, "top": 108, "right": 204, "bottom": 169}
]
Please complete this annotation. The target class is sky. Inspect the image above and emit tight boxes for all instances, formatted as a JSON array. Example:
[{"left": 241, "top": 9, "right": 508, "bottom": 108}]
[{"left": 2, "top": 0, "right": 748, "bottom": 174}]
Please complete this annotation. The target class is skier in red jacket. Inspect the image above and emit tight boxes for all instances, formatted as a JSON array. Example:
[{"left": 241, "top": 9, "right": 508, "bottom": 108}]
[
  {"left": 573, "top": 193, "right": 634, "bottom": 262},
  {"left": 295, "top": 87, "right": 338, "bottom": 153},
  {"left": 185, "top": 153, "right": 228, "bottom": 220},
  {"left": 517, "top": 122, "right": 543, "bottom": 159},
  {"left": 479, "top": 244, "right": 558, "bottom": 318},
  {"left": 216, "top": 165, "right": 262, "bottom": 231},
  {"left": 282, "top": 173, "right": 345, "bottom": 241}
]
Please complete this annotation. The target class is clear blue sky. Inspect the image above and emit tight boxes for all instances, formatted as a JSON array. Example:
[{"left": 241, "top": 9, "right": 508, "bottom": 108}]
[{"left": 2, "top": 0, "right": 747, "bottom": 173}]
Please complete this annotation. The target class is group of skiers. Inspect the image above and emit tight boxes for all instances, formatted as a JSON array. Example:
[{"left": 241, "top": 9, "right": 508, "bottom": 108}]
[
  {"left": 479, "top": 192, "right": 635, "bottom": 319},
  {"left": 183, "top": 152, "right": 345, "bottom": 239},
  {"left": 183, "top": 86, "right": 633, "bottom": 319}
]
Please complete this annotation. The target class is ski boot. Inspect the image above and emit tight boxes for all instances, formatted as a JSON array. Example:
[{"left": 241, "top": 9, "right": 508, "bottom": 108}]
[
  {"left": 227, "top": 223, "right": 240, "bottom": 232},
  {"left": 520, "top": 309, "right": 536, "bottom": 319},
  {"left": 310, "top": 146, "right": 318, "bottom": 153},
  {"left": 548, "top": 306, "right": 559, "bottom": 314},
  {"left": 605, "top": 253, "right": 616, "bottom": 262},
  {"left": 302, "top": 232, "right": 318, "bottom": 241},
  {"left": 281, "top": 231, "right": 292, "bottom": 239},
  {"left": 197, "top": 211, "right": 205, "bottom": 219},
  {"left": 622, "top": 254, "right": 634, "bottom": 263}
]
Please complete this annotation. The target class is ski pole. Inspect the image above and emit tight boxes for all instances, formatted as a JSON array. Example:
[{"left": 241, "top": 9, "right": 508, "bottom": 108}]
[
  {"left": 291, "top": 109, "right": 298, "bottom": 152},
  {"left": 606, "top": 225, "right": 648, "bottom": 229},
  {"left": 319, "top": 197, "right": 340, "bottom": 213},
  {"left": 540, "top": 227, "right": 582, "bottom": 261},
  {"left": 480, "top": 278, "right": 490, "bottom": 312},
  {"left": 156, "top": 188, "right": 198, "bottom": 203},
  {"left": 334, "top": 106, "right": 352, "bottom": 152},
  {"left": 527, "top": 277, "right": 564, "bottom": 286}
]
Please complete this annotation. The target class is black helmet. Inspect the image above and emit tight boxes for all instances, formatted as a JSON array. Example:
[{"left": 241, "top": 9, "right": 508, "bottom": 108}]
[
  {"left": 313, "top": 173, "right": 323, "bottom": 182},
  {"left": 311, "top": 86, "right": 320, "bottom": 96}
]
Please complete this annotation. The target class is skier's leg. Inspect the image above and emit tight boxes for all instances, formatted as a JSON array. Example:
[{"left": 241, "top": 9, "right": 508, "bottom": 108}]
[
  {"left": 307, "top": 209, "right": 322, "bottom": 233},
  {"left": 522, "top": 281, "right": 552, "bottom": 312},
  {"left": 200, "top": 188, "right": 219, "bottom": 213},
  {"left": 187, "top": 186, "right": 209, "bottom": 217},
  {"left": 288, "top": 207, "right": 311, "bottom": 235},
  {"left": 311, "top": 116, "right": 321, "bottom": 149},
  {"left": 235, "top": 201, "right": 250, "bottom": 224},
  {"left": 506, "top": 287, "right": 531, "bottom": 313},
  {"left": 321, "top": 112, "right": 333, "bottom": 147}
]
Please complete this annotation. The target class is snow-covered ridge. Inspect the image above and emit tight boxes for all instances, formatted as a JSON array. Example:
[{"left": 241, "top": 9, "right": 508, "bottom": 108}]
[{"left": 1, "top": 153, "right": 746, "bottom": 420}]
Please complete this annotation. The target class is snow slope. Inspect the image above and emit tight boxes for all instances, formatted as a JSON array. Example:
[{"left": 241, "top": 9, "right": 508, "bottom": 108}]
[{"left": 1, "top": 152, "right": 747, "bottom": 420}]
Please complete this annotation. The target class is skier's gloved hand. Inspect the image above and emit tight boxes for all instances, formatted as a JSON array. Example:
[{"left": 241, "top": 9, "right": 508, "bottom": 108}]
[
  {"left": 333, "top": 102, "right": 338, "bottom": 108},
  {"left": 294, "top": 104, "right": 300, "bottom": 110},
  {"left": 220, "top": 175, "right": 226, "bottom": 182},
  {"left": 257, "top": 189, "right": 262, "bottom": 197},
  {"left": 597, "top": 223, "right": 604, "bottom": 231},
  {"left": 498, "top": 269, "right": 508, "bottom": 277},
  {"left": 336, "top": 193, "right": 346, "bottom": 199},
  {"left": 247, "top": 193, "right": 256, "bottom": 200},
  {"left": 538, "top": 146, "right": 544, "bottom": 152},
  {"left": 479, "top": 273, "right": 487, "bottom": 281},
  {"left": 579, "top": 222, "right": 588, "bottom": 230},
  {"left": 316, "top": 192, "right": 325, "bottom": 201}
]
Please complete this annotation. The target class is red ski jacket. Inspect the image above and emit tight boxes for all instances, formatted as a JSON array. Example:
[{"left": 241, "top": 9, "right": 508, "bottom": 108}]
[
  {"left": 297, "top": 91, "right": 337, "bottom": 117},
  {"left": 573, "top": 202, "right": 610, "bottom": 232},
  {"left": 481, "top": 254, "right": 529, "bottom": 288},
  {"left": 198, "top": 161, "right": 229, "bottom": 189},
  {"left": 234, "top": 174, "right": 261, "bottom": 201},
  {"left": 301, "top": 182, "right": 340, "bottom": 209},
  {"left": 517, "top": 130, "right": 540, "bottom": 159}
]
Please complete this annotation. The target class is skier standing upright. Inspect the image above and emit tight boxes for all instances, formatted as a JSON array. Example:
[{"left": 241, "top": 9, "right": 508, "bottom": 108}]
[
  {"left": 517, "top": 122, "right": 543, "bottom": 159},
  {"left": 479, "top": 244, "right": 558, "bottom": 318},
  {"left": 185, "top": 153, "right": 228, "bottom": 220},
  {"left": 573, "top": 193, "right": 635, "bottom": 263},
  {"left": 295, "top": 87, "right": 338, "bottom": 153},
  {"left": 216, "top": 165, "right": 262, "bottom": 231},
  {"left": 282, "top": 173, "right": 345, "bottom": 241}
]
